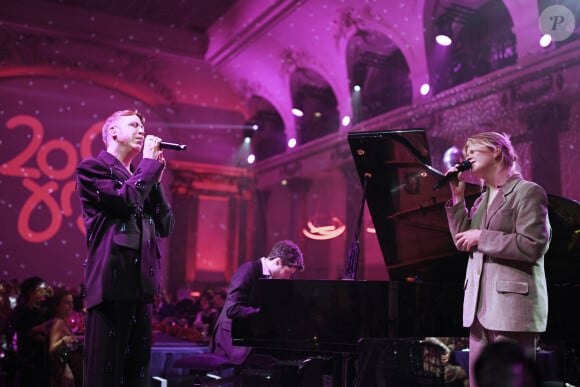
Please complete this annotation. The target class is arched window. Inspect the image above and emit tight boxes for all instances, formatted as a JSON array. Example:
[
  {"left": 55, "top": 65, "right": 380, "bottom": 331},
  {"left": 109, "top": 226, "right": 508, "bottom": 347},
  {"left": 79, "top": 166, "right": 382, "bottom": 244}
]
[
  {"left": 430, "top": 0, "right": 517, "bottom": 94},
  {"left": 290, "top": 68, "right": 339, "bottom": 145},
  {"left": 347, "top": 30, "right": 412, "bottom": 123}
]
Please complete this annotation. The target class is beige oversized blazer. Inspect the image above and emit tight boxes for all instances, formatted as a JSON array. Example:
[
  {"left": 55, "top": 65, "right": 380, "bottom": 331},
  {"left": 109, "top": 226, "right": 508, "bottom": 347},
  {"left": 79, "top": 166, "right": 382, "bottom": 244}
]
[{"left": 446, "top": 173, "right": 551, "bottom": 332}]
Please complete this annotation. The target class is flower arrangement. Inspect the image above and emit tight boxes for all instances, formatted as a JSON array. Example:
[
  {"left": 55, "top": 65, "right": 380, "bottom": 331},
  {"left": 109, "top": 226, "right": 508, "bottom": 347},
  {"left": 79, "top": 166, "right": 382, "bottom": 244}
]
[{"left": 153, "top": 319, "right": 204, "bottom": 342}]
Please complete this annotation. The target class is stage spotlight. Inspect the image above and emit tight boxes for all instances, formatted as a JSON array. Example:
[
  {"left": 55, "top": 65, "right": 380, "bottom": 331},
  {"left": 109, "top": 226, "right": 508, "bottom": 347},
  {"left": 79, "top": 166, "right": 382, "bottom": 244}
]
[
  {"left": 291, "top": 108, "right": 304, "bottom": 117},
  {"left": 435, "top": 33, "right": 452, "bottom": 46},
  {"left": 288, "top": 137, "right": 297, "bottom": 148},
  {"left": 247, "top": 154, "right": 256, "bottom": 164},
  {"left": 341, "top": 115, "right": 351, "bottom": 126},
  {"left": 242, "top": 123, "right": 258, "bottom": 142},
  {"left": 435, "top": 16, "right": 453, "bottom": 46},
  {"left": 420, "top": 83, "right": 431, "bottom": 96},
  {"left": 353, "top": 85, "right": 361, "bottom": 92},
  {"left": 539, "top": 34, "right": 552, "bottom": 47}
]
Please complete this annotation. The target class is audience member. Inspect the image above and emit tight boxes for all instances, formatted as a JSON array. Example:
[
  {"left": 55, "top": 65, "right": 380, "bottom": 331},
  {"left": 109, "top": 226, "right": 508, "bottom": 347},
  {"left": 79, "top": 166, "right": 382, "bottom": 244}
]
[
  {"left": 423, "top": 337, "right": 468, "bottom": 386},
  {"left": 152, "top": 288, "right": 176, "bottom": 324},
  {"left": 8, "top": 276, "right": 52, "bottom": 386},
  {"left": 173, "top": 298, "right": 199, "bottom": 327},
  {"left": 33, "top": 288, "right": 82, "bottom": 387},
  {"left": 193, "top": 290, "right": 218, "bottom": 336},
  {"left": 212, "top": 288, "right": 227, "bottom": 314},
  {"left": 0, "top": 281, "right": 13, "bottom": 341},
  {"left": 474, "top": 340, "right": 541, "bottom": 387},
  {"left": 210, "top": 240, "right": 304, "bottom": 365}
]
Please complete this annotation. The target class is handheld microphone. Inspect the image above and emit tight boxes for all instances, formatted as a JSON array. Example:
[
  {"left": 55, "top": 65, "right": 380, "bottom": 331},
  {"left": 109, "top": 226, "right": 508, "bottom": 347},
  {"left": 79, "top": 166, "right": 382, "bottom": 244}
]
[
  {"left": 159, "top": 141, "right": 187, "bottom": 151},
  {"left": 432, "top": 160, "right": 472, "bottom": 190}
]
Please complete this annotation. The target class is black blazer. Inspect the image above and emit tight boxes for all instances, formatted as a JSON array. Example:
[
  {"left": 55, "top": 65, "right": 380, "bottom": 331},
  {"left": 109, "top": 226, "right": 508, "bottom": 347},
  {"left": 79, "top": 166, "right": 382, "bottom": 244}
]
[
  {"left": 210, "top": 259, "right": 265, "bottom": 365},
  {"left": 76, "top": 151, "right": 174, "bottom": 309}
]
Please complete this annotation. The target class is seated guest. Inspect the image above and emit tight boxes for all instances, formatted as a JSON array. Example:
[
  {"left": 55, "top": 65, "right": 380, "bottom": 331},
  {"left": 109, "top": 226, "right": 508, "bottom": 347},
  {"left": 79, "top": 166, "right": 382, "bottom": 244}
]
[
  {"left": 193, "top": 290, "right": 218, "bottom": 336},
  {"left": 423, "top": 337, "right": 468, "bottom": 387},
  {"left": 212, "top": 288, "right": 227, "bottom": 314},
  {"left": 8, "top": 276, "right": 51, "bottom": 387},
  {"left": 210, "top": 240, "right": 305, "bottom": 365},
  {"left": 173, "top": 298, "right": 199, "bottom": 327},
  {"left": 152, "top": 288, "right": 175, "bottom": 324},
  {"left": 474, "top": 340, "right": 541, "bottom": 387},
  {"left": 33, "top": 288, "right": 82, "bottom": 387}
]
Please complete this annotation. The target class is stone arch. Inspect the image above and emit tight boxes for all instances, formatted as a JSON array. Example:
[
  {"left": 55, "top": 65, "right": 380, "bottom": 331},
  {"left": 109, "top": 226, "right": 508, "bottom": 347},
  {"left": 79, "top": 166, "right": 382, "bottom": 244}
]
[
  {"left": 246, "top": 95, "right": 286, "bottom": 161},
  {"left": 427, "top": 0, "right": 517, "bottom": 94},
  {"left": 290, "top": 67, "right": 339, "bottom": 145}
]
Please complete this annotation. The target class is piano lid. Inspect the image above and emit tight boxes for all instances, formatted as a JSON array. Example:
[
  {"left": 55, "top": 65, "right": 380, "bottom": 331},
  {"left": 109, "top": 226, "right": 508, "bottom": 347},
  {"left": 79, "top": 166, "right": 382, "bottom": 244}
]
[
  {"left": 347, "top": 129, "right": 481, "bottom": 281},
  {"left": 348, "top": 128, "right": 580, "bottom": 284}
]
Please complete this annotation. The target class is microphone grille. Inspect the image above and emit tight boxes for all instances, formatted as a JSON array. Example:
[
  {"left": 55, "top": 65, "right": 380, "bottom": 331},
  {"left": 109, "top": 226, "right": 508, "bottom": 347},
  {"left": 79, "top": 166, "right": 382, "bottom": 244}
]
[{"left": 458, "top": 160, "right": 472, "bottom": 171}]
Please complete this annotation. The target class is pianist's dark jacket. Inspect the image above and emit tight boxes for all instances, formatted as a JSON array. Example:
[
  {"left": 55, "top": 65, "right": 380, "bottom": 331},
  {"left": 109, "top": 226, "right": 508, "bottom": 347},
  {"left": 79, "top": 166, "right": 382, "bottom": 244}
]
[{"left": 210, "top": 259, "right": 265, "bottom": 365}]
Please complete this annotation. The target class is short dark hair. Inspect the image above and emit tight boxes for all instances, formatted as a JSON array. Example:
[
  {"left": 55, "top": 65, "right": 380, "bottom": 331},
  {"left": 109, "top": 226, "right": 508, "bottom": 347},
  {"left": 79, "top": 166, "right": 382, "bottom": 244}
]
[
  {"left": 18, "top": 276, "right": 44, "bottom": 304},
  {"left": 267, "top": 240, "right": 304, "bottom": 271},
  {"left": 46, "top": 287, "right": 72, "bottom": 318}
]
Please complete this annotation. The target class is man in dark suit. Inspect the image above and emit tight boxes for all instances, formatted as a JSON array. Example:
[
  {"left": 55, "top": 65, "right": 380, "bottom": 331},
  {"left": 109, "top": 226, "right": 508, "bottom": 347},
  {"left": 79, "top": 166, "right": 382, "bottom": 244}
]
[
  {"left": 210, "top": 240, "right": 304, "bottom": 365},
  {"left": 76, "top": 110, "right": 174, "bottom": 387}
]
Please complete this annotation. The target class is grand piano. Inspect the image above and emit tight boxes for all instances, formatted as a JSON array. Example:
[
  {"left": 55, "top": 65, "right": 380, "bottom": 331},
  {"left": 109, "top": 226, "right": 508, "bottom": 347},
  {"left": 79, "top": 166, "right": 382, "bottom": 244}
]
[{"left": 232, "top": 129, "right": 580, "bottom": 385}]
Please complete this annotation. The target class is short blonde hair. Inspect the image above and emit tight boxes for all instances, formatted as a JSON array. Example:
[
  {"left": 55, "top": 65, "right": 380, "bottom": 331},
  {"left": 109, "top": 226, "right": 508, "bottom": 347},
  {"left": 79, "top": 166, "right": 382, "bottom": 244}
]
[
  {"left": 101, "top": 110, "right": 145, "bottom": 146},
  {"left": 464, "top": 131, "right": 518, "bottom": 171}
]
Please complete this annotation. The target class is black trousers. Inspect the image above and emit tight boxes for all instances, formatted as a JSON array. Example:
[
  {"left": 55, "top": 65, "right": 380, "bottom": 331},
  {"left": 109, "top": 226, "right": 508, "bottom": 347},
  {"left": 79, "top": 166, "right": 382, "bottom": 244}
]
[{"left": 83, "top": 301, "right": 152, "bottom": 387}]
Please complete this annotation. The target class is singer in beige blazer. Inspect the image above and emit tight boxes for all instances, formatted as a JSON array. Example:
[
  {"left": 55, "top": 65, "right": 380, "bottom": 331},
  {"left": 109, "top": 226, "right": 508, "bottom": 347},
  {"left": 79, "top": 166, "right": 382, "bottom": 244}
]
[{"left": 444, "top": 132, "right": 551, "bottom": 387}]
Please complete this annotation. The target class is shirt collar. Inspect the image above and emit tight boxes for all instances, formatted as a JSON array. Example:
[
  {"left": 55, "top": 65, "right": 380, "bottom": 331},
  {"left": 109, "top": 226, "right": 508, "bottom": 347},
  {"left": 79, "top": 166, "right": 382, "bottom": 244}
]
[{"left": 260, "top": 257, "right": 272, "bottom": 278}]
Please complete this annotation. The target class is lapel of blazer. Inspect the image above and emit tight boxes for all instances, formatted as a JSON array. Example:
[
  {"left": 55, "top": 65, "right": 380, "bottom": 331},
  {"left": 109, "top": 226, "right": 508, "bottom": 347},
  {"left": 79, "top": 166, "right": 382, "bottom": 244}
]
[
  {"left": 98, "top": 150, "right": 132, "bottom": 180},
  {"left": 470, "top": 193, "right": 487, "bottom": 229},
  {"left": 484, "top": 173, "right": 521, "bottom": 228}
]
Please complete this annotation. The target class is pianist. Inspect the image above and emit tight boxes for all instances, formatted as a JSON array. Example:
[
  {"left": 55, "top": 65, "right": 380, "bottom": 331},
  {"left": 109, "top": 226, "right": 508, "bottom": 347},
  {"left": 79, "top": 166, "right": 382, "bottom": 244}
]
[
  {"left": 209, "top": 240, "right": 305, "bottom": 365},
  {"left": 445, "top": 131, "right": 551, "bottom": 387}
]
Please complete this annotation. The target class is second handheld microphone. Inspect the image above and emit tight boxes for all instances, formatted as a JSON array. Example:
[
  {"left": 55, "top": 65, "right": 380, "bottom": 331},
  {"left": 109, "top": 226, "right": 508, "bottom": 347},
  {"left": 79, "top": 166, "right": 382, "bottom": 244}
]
[{"left": 432, "top": 160, "right": 472, "bottom": 190}]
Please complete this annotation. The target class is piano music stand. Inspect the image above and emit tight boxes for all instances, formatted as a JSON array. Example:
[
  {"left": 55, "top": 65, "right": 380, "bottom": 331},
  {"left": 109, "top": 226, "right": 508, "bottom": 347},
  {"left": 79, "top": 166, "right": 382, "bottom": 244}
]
[{"left": 343, "top": 173, "right": 371, "bottom": 280}]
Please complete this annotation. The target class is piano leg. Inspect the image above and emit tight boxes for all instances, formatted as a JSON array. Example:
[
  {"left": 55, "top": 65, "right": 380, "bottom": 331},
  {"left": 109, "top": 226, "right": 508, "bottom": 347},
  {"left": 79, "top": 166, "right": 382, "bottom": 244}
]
[{"left": 340, "top": 352, "right": 351, "bottom": 387}]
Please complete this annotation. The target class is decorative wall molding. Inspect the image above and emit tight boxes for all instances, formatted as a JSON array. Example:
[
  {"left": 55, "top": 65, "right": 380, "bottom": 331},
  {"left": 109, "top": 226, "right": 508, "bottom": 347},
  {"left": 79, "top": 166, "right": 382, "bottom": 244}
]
[
  {"left": 0, "top": 26, "right": 176, "bottom": 105},
  {"left": 0, "top": 0, "right": 207, "bottom": 58},
  {"left": 333, "top": 5, "right": 381, "bottom": 44},
  {"left": 279, "top": 48, "right": 314, "bottom": 76},
  {"left": 206, "top": 0, "right": 306, "bottom": 65},
  {"left": 169, "top": 160, "right": 253, "bottom": 196}
]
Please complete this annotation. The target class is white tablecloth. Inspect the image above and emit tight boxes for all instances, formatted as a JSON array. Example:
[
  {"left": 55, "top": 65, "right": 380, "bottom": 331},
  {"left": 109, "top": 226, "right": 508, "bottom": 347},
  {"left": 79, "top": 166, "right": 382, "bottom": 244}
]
[{"left": 150, "top": 332, "right": 209, "bottom": 378}]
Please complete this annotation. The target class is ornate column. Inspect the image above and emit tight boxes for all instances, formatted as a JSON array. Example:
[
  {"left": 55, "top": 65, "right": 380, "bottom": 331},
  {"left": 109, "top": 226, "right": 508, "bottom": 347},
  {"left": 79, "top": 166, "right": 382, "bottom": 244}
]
[{"left": 168, "top": 161, "right": 253, "bottom": 289}]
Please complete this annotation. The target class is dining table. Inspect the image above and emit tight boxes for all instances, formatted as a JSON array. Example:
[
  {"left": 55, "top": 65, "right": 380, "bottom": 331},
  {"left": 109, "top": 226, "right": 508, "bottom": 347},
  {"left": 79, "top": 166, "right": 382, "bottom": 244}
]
[{"left": 150, "top": 331, "right": 210, "bottom": 379}]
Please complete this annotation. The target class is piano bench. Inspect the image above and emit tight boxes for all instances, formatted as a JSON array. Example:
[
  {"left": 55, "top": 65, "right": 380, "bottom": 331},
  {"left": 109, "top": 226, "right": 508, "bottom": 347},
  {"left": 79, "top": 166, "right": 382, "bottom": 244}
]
[{"left": 173, "top": 353, "right": 239, "bottom": 386}]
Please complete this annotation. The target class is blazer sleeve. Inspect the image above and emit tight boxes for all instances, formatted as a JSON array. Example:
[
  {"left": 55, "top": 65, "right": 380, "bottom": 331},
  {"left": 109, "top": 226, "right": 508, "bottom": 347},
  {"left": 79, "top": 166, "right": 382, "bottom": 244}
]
[
  {"left": 445, "top": 199, "right": 471, "bottom": 246},
  {"left": 478, "top": 183, "right": 551, "bottom": 263},
  {"left": 225, "top": 264, "right": 260, "bottom": 320}
]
